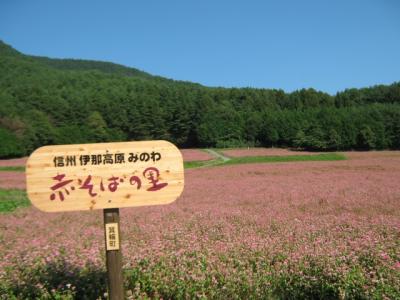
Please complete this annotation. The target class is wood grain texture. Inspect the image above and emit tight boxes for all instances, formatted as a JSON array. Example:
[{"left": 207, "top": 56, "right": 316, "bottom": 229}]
[{"left": 26, "top": 140, "right": 184, "bottom": 212}]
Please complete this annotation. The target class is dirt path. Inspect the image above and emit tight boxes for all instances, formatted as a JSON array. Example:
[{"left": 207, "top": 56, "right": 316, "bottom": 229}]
[
  {"left": 186, "top": 149, "right": 232, "bottom": 169},
  {"left": 203, "top": 149, "right": 231, "bottom": 162}
]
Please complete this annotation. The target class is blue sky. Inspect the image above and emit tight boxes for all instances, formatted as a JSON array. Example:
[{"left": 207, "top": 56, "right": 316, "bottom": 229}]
[{"left": 0, "top": 0, "right": 399, "bottom": 94}]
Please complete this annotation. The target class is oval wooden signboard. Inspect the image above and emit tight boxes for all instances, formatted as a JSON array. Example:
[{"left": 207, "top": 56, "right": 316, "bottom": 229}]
[{"left": 26, "top": 140, "right": 184, "bottom": 212}]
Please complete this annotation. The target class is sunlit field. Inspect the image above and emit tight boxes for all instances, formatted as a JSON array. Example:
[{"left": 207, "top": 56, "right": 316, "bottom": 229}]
[{"left": 0, "top": 150, "right": 399, "bottom": 299}]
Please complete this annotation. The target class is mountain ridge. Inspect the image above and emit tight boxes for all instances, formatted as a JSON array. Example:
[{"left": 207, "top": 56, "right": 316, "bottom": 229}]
[{"left": 0, "top": 40, "right": 204, "bottom": 88}]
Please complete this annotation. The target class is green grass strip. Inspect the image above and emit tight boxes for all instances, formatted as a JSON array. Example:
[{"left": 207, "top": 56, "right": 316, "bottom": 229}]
[
  {"left": 185, "top": 153, "right": 346, "bottom": 169},
  {"left": 184, "top": 160, "right": 210, "bottom": 169},
  {"left": 0, "top": 189, "right": 30, "bottom": 213},
  {"left": 0, "top": 166, "right": 25, "bottom": 172},
  {"left": 224, "top": 153, "right": 346, "bottom": 166},
  {"left": 184, "top": 158, "right": 225, "bottom": 169}
]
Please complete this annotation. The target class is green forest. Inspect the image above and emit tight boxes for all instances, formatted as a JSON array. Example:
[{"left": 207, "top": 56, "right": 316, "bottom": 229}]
[{"left": 1, "top": 40, "right": 400, "bottom": 158}]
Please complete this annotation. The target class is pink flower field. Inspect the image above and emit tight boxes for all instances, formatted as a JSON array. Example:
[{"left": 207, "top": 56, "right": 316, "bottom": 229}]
[
  {"left": 0, "top": 172, "right": 25, "bottom": 189},
  {"left": 1, "top": 151, "right": 400, "bottom": 298},
  {"left": 180, "top": 149, "right": 213, "bottom": 162},
  {"left": 0, "top": 157, "right": 27, "bottom": 167}
]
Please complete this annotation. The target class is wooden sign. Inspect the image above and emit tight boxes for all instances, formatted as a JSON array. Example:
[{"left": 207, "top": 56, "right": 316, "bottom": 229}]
[
  {"left": 26, "top": 140, "right": 184, "bottom": 212},
  {"left": 105, "top": 223, "right": 120, "bottom": 250}
]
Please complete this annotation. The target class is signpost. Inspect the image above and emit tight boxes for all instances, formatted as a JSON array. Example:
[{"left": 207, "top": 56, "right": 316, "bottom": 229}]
[{"left": 26, "top": 140, "right": 184, "bottom": 299}]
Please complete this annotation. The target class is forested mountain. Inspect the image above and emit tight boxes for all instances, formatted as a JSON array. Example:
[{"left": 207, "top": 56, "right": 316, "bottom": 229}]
[{"left": 0, "top": 40, "right": 400, "bottom": 158}]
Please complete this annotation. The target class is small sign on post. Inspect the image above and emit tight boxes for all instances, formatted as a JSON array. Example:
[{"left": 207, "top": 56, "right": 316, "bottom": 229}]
[
  {"left": 26, "top": 140, "right": 184, "bottom": 299},
  {"left": 105, "top": 222, "right": 120, "bottom": 251},
  {"left": 103, "top": 208, "right": 124, "bottom": 300}
]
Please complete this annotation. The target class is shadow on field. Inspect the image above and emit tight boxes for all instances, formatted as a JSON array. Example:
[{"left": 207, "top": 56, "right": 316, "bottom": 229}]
[
  {"left": 1, "top": 260, "right": 107, "bottom": 299},
  {"left": 2, "top": 254, "right": 398, "bottom": 299}
]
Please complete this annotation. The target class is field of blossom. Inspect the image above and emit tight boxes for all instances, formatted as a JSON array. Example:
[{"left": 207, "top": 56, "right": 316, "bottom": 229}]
[
  {"left": 0, "top": 157, "right": 27, "bottom": 167},
  {"left": 1, "top": 151, "right": 400, "bottom": 299},
  {"left": 180, "top": 149, "right": 213, "bottom": 162},
  {"left": 0, "top": 171, "right": 25, "bottom": 189}
]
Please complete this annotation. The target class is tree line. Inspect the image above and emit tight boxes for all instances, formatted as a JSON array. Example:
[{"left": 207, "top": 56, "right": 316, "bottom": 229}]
[{"left": 0, "top": 40, "right": 400, "bottom": 158}]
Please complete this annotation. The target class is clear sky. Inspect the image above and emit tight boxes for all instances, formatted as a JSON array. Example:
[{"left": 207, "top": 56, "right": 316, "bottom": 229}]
[{"left": 0, "top": 0, "right": 399, "bottom": 94}]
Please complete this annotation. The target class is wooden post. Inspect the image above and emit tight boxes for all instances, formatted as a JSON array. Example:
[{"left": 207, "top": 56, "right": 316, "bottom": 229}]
[{"left": 104, "top": 208, "right": 124, "bottom": 300}]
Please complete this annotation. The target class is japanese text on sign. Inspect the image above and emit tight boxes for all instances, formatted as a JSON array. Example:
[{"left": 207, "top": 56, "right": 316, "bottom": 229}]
[
  {"left": 105, "top": 223, "right": 120, "bottom": 250},
  {"left": 49, "top": 167, "right": 167, "bottom": 202},
  {"left": 26, "top": 140, "right": 184, "bottom": 212},
  {"left": 53, "top": 151, "right": 161, "bottom": 167}
]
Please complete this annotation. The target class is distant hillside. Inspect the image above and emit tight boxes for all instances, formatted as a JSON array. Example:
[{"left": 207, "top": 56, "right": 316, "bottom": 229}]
[
  {"left": 0, "top": 40, "right": 151, "bottom": 78},
  {"left": 33, "top": 56, "right": 154, "bottom": 78},
  {"left": 0, "top": 40, "right": 200, "bottom": 86},
  {"left": 0, "top": 40, "right": 399, "bottom": 158}
]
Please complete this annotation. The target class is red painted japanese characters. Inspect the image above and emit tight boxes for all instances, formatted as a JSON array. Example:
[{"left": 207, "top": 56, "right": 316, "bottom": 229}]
[{"left": 26, "top": 140, "right": 184, "bottom": 212}]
